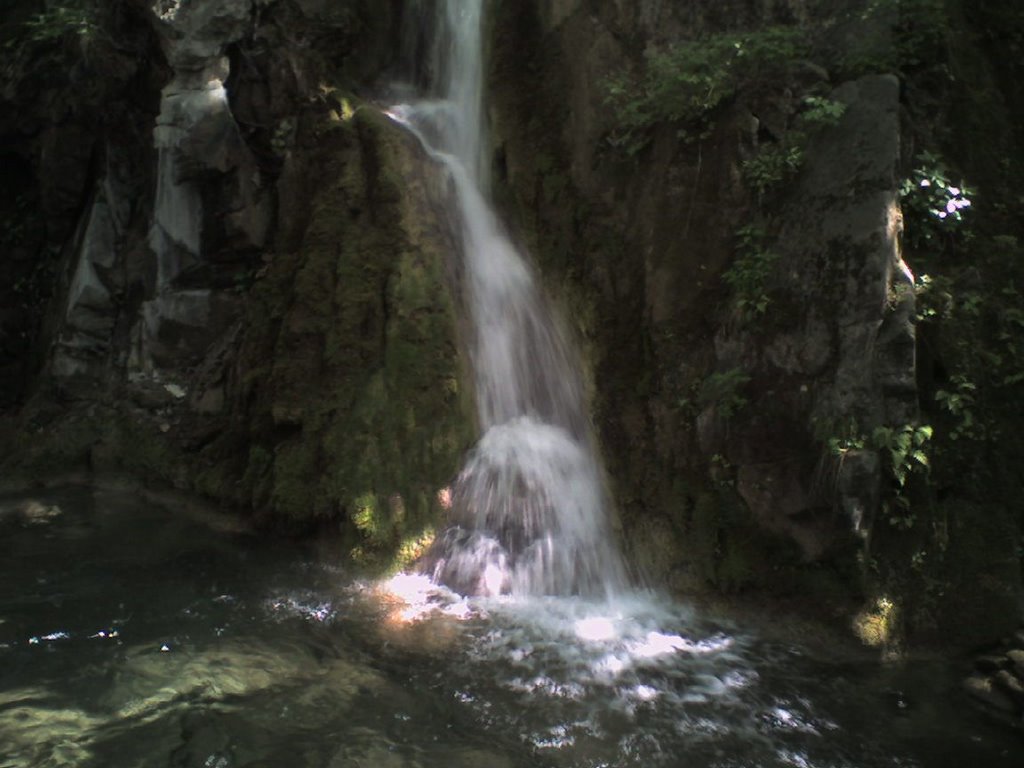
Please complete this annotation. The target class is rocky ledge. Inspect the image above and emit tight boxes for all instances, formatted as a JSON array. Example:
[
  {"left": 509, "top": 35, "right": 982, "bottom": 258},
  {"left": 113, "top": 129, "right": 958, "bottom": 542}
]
[{"left": 964, "top": 627, "right": 1024, "bottom": 728}]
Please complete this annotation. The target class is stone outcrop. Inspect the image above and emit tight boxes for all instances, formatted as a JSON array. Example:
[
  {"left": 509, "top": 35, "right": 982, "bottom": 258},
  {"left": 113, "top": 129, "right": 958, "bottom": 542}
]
[
  {"left": 0, "top": 0, "right": 473, "bottom": 562},
  {"left": 487, "top": 0, "right": 1022, "bottom": 644},
  {"left": 487, "top": 0, "right": 908, "bottom": 586},
  {"left": 965, "top": 627, "right": 1024, "bottom": 729}
]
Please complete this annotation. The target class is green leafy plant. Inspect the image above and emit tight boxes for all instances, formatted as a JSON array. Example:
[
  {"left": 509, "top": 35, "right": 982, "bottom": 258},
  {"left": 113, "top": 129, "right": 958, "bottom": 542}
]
[
  {"left": 723, "top": 225, "right": 778, "bottom": 319},
  {"left": 605, "top": 26, "right": 807, "bottom": 153},
  {"left": 797, "top": 96, "right": 847, "bottom": 129},
  {"left": 934, "top": 374, "right": 981, "bottom": 441},
  {"left": 23, "top": 3, "right": 96, "bottom": 43},
  {"left": 894, "top": 0, "right": 950, "bottom": 71},
  {"left": 996, "top": 282, "right": 1024, "bottom": 387},
  {"left": 742, "top": 145, "right": 803, "bottom": 198},
  {"left": 698, "top": 368, "right": 751, "bottom": 419},
  {"left": 872, "top": 423, "right": 932, "bottom": 489},
  {"left": 867, "top": 423, "right": 932, "bottom": 529},
  {"left": 900, "top": 151, "right": 973, "bottom": 250},
  {"left": 739, "top": 96, "right": 845, "bottom": 200}
]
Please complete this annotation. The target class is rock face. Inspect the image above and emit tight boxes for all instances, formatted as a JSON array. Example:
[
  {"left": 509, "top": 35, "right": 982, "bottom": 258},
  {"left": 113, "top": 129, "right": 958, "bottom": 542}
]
[
  {"left": 196, "top": 106, "right": 475, "bottom": 545},
  {"left": 0, "top": 0, "right": 168, "bottom": 401},
  {"left": 0, "top": 0, "right": 473, "bottom": 561},
  {"left": 486, "top": 0, "right": 908, "bottom": 587},
  {"left": 965, "top": 627, "right": 1024, "bottom": 728},
  {"left": 487, "top": 0, "right": 1021, "bottom": 641}
]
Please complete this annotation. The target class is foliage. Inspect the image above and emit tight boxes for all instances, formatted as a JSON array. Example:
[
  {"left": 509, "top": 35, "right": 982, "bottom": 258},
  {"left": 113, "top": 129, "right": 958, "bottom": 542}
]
[
  {"left": 839, "top": 0, "right": 949, "bottom": 77},
  {"left": 605, "top": 26, "right": 807, "bottom": 153},
  {"left": 872, "top": 424, "right": 932, "bottom": 489},
  {"left": 722, "top": 226, "right": 778, "bottom": 319},
  {"left": 797, "top": 95, "right": 846, "bottom": 129},
  {"left": 933, "top": 374, "right": 982, "bottom": 442},
  {"left": 899, "top": 151, "right": 973, "bottom": 250},
  {"left": 1, "top": 1, "right": 97, "bottom": 66},
  {"left": 742, "top": 145, "right": 803, "bottom": 198},
  {"left": 23, "top": 4, "right": 96, "bottom": 43},
  {"left": 866, "top": 423, "right": 933, "bottom": 530},
  {"left": 822, "top": 419, "right": 931, "bottom": 529},
  {"left": 698, "top": 368, "right": 751, "bottom": 419},
  {"left": 892, "top": 0, "right": 950, "bottom": 72},
  {"left": 902, "top": 141, "right": 1024, "bottom": 492},
  {"left": 741, "top": 96, "right": 845, "bottom": 201}
]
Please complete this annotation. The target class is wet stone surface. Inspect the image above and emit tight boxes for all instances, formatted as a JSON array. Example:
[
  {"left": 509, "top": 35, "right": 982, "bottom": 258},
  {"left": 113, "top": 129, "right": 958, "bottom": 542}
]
[{"left": 966, "top": 632, "right": 1024, "bottom": 724}]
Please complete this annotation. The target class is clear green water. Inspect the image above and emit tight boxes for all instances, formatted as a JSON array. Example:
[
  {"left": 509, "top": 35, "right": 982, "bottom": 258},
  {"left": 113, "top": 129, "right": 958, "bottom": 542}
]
[{"left": 0, "top": 486, "right": 1020, "bottom": 768}]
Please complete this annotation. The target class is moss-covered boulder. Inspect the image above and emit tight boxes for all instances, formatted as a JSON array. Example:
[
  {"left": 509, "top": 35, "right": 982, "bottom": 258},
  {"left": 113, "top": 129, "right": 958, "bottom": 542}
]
[{"left": 198, "top": 106, "right": 474, "bottom": 562}]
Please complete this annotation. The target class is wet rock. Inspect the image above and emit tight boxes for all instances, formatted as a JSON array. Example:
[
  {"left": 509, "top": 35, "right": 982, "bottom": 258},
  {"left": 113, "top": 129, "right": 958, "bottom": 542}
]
[
  {"left": 974, "top": 654, "right": 1010, "bottom": 674},
  {"left": 327, "top": 729, "right": 416, "bottom": 768},
  {"left": 89, "top": 436, "right": 123, "bottom": 474},
  {"left": 52, "top": 148, "right": 137, "bottom": 381},
  {"left": 1007, "top": 649, "right": 1024, "bottom": 678},
  {"left": 763, "top": 313, "right": 832, "bottom": 375},
  {"left": 993, "top": 670, "right": 1024, "bottom": 708},
  {"left": 963, "top": 675, "right": 1016, "bottom": 713},
  {"left": 835, "top": 449, "right": 880, "bottom": 534},
  {"left": 192, "top": 385, "right": 225, "bottom": 415},
  {"left": 736, "top": 463, "right": 809, "bottom": 525},
  {"left": 16, "top": 500, "right": 62, "bottom": 525},
  {"left": 128, "top": 381, "right": 181, "bottom": 410},
  {"left": 447, "top": 749, "right": 514, "bottom": 768},
  {"left": 171, "top": 711, "right": 233, "bottom": 768}
]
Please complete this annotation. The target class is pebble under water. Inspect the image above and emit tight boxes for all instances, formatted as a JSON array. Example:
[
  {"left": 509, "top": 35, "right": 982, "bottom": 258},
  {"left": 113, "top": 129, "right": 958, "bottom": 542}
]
[{"left": 0, "top": 486, "right": 1020, "bottom": 768}]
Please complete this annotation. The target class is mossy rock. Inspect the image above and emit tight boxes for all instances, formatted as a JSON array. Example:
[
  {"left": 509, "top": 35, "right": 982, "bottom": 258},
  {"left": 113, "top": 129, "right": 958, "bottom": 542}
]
[{"left": 218, "top": 105, "right": 475, "bottom": 559}]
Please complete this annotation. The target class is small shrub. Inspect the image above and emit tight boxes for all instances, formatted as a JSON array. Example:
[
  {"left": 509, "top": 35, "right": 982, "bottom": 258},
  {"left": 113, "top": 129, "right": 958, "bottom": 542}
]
[
  {"left": 698, "top": 368, "right": 751, "bottom": 419},
  {"left": 24, "top": 4, "right": 96, "bottom": 43},
  {"left": 723, "top": 225, "right": 778, "bottom": 319},
  {"left": 899, "top": 151, "right": 973, "bottom": 250},
  {"left": 934, "top": 375, "right": 982, "bottom": 441},
  {"left": 742, "top": 145, "right": 803, "bottom": 198},
  {"left": 605, "top": 26, "right": 807, "bottom": 153},
  {"left": 797, "top": 96, "right": 846, "bottom": 129},
  {"left": 872, "top": 423, "right": 932, "bottom": 489}
]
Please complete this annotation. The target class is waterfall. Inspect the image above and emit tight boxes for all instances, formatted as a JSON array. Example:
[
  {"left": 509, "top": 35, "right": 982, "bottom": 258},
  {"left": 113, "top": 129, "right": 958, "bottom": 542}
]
[{"left": 390, "top": 1, "right": 626, "bottom": 598}]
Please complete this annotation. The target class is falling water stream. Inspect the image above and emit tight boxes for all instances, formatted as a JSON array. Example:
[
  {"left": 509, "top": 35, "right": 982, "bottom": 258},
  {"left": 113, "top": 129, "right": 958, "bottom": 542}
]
[{"left": 388, "top": 0, "right": 624, "bottom": 598}]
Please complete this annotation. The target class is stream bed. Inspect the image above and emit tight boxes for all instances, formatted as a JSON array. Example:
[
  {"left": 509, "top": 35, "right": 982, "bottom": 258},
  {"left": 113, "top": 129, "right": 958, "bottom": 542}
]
[{"left": 0, "top": 486, "right": 1020, "bottom": 767}]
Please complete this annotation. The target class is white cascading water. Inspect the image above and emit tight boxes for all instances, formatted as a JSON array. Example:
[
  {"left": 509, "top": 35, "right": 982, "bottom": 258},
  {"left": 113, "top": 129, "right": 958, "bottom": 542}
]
[{"left": 388, "top": 1, "right": 625, "bottom": 598}]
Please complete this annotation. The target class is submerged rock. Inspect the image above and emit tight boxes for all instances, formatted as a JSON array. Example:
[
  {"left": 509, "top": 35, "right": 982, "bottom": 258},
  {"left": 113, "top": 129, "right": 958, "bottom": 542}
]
[{"left": 964, "top": 675, "right": 1016, "bottom": 713}]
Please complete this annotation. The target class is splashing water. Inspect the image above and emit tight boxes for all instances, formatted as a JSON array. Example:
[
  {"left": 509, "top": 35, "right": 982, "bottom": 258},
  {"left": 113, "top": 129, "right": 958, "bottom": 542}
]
[
  {"left": 4, "top": 487, "right": 1020, "bottom": 768},
  {"left": 388, "top": 0, "right": 625, "bottom": 597}
]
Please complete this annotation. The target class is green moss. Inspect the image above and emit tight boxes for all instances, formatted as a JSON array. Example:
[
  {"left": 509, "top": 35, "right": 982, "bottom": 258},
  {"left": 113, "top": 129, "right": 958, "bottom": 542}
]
[
  {"left": 193, "top": 463, "right": 232, "bottom": 501},
  {"left": 218, "top": 104, "right": 474, "bottom": 559},
  {"left": 270, "top": 438, "right": 321, "bottom": 519},
  {"left": 351, "top": 491, "right": 384, "bottom": 541},
  {"left": 716, "top": 543, "right": 755, "bottom": 593},
  {"left": 690, "top": 492, "right": 721, "bottom": 584}
]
